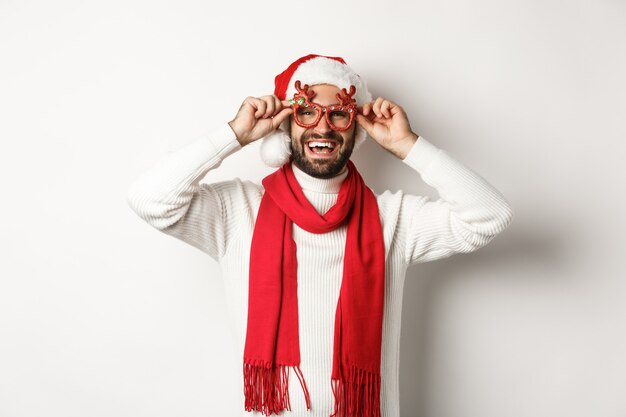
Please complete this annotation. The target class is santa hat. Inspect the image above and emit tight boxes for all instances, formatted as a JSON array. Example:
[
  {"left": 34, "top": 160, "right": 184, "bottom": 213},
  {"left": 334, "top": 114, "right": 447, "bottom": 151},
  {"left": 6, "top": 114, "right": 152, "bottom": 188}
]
[{"left": 260, "top": 54, "right": 373, "bottom": 167}]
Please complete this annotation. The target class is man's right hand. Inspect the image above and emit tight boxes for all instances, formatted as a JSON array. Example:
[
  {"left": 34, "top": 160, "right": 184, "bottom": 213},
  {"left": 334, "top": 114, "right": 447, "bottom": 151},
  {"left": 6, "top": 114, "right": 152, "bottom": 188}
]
[{"left": 228, "top": 95, "right": 293, "bottom": 147}]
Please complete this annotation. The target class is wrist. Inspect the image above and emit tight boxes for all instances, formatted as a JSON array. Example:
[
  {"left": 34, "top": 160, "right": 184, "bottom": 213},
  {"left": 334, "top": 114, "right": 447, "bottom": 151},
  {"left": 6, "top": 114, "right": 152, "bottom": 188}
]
[
  {"left": 228, "top": 120, "right": 248, "bottom": 147},
  {"left": 392, "top": 132, "right": 419, "bottom": 160}
]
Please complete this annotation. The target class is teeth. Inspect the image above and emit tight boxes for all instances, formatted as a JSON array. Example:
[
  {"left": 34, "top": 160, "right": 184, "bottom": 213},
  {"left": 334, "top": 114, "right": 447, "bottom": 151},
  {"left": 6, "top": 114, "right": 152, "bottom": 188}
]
[{"left": 308, "top": 141, "right": 335, "bottom": 149}]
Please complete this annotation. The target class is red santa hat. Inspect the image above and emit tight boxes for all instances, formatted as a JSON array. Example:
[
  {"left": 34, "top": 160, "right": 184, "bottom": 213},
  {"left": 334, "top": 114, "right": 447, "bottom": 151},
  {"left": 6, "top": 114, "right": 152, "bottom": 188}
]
[{"left": 260, "top": 54, "right": 373, "bottom": 167}]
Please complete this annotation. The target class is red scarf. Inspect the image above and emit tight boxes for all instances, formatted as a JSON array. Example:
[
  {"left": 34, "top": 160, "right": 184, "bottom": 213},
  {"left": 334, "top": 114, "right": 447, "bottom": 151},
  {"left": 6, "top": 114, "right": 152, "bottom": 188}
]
[{"left": 243, "top": 160, "right": 385, "bottom": 417}]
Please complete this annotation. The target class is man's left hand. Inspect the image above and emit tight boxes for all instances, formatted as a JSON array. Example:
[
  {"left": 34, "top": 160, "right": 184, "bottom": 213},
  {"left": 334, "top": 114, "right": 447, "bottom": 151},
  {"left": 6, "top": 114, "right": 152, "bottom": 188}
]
[{"left": 356, "top": 97, "right": 419, "bottom": 160}]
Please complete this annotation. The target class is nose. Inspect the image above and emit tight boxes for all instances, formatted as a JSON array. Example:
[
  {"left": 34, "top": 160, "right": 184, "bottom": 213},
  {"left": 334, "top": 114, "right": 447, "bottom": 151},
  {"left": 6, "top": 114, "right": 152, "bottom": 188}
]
[{"left": 314, "top": 112, "right": 332, "bottom": 134}]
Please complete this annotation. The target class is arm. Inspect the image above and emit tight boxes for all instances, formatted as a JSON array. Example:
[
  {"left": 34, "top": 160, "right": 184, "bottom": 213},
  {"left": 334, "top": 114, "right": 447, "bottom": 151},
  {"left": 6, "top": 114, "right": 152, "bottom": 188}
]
[
  {"left": 125, "top": 124, "right": 243, "bottom": 260},
  {"left": 397, "top": 136, "right": 513, "bottom": 265},
  {"left": 126, "top": 95, "right": 293, "bottom": 261},
  {"left": 357, "top": 97, "right": 513, "bottom": 265}
]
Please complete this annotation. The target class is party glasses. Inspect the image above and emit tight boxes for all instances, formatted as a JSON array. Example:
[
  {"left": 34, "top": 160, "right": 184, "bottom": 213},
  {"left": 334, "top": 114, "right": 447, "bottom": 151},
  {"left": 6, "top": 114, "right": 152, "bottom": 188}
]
[{"left": 289, "top": 80, "right": 358, "bottom": 131}]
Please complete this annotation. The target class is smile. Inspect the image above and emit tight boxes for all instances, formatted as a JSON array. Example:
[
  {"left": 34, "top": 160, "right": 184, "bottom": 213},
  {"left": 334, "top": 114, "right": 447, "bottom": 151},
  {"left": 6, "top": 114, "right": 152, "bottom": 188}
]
[{"left": 305, "top": 140, "right": 340, "bottom": 158}]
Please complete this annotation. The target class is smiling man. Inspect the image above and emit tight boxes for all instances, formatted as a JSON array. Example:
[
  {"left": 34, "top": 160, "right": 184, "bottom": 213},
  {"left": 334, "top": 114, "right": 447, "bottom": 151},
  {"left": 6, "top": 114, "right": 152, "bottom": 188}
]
[
  {"left": 127, "top": 54, "right": 514, "bottom": 417},
  {"left": 289, "top": 83, "right": 353, "bottom": 178}
]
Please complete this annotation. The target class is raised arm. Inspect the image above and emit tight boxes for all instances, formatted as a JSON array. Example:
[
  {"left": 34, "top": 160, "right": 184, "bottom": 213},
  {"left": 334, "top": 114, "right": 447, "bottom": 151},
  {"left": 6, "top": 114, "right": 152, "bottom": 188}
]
[
  {"left": 126, "top": 124, "right": 242, "bottom": 260},
  {"left": 396, "top": 137, "right": 513, "bottom": 265},
  {"left": 126, "top": 95, "right": 292, "bottom": 261},
  {"left": 357, "top": 97, "right": 513, "bottom": 265}
]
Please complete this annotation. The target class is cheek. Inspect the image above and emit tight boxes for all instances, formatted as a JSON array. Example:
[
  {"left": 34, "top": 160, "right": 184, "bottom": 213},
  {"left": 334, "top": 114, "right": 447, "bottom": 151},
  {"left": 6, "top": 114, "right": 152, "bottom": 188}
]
[
  {"left": 290, "top": 119, "right": 306, "bottom": 141},
  {"left": 342, "top": 126, "right": 356, "bottom": 145}
]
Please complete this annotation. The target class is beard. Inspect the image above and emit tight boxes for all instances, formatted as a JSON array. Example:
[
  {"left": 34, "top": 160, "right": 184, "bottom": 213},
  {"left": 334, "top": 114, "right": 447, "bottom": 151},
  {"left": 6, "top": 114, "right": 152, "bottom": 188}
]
[{"left": 290, "top": 128, "right": 355, "bottom": 179}]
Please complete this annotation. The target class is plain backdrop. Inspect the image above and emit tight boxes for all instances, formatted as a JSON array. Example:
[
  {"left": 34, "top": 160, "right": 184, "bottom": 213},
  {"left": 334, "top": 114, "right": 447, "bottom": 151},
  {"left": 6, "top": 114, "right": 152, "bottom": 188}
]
[{"left": 1, "top": 1, "right": 625, "bottom": 416}]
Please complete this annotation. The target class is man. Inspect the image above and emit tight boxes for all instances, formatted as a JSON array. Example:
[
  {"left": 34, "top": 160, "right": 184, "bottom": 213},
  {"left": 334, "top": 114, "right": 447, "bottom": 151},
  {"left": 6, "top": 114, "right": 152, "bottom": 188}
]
[{"left": 127, "top": 54, "right": 514, "bottom": 417}]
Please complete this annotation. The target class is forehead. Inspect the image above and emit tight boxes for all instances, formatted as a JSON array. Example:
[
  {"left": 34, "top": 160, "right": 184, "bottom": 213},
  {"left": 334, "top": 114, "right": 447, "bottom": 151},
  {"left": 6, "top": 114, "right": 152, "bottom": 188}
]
[{"left": 309, "top": 83, "right": 341, "bottom": 104}]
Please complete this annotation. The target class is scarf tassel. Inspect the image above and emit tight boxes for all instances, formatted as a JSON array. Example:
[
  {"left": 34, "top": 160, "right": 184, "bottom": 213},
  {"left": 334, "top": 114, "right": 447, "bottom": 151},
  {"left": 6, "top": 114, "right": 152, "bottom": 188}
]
[
  {"left": 243, "top": 360, "right": 311, "bottom": 415},
  {"left": 330, "top": 365, "right": 381, "bottom": 417}
]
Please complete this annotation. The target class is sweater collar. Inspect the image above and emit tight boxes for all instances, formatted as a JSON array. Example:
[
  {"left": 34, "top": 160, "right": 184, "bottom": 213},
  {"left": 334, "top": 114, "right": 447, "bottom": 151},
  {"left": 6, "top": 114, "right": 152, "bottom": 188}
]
[{"left": 290, "top": 161, "right": 349, "bottom": 194}]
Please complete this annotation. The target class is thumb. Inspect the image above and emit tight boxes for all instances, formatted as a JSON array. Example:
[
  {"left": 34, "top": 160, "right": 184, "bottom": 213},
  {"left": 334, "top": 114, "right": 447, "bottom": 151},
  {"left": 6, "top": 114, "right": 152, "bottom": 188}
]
[
  {"left": 272, "top": 107, "right": 293, "bottom": 129},
  {"left": 356, "top": 113, "right": 374, "bottom": 134}
]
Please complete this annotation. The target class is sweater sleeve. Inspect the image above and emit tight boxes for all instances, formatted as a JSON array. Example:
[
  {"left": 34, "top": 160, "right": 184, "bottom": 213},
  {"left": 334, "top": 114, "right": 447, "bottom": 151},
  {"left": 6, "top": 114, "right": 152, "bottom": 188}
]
[
  {"left": 126, "top": 123, "right": 244, "bottom": 261},
  {"left": 395, "top": 136, "right": 514, "bottom": 266}
]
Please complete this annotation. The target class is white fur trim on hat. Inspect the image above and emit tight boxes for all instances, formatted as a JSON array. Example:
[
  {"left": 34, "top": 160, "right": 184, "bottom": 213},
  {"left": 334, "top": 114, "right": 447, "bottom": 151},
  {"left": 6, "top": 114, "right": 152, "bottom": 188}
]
[{"left": 285, "top": 57, "right": 372, "bottom": 107}]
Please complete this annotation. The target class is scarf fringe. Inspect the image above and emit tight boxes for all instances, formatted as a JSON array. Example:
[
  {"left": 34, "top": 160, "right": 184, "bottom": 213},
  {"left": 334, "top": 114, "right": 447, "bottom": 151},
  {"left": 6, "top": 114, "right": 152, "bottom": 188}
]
[
  {"left": 330, "top": 365, "right": 381, "bottom": 417},
  {"left": 243, "top": 360, "right": 311, "bottom": 415}
]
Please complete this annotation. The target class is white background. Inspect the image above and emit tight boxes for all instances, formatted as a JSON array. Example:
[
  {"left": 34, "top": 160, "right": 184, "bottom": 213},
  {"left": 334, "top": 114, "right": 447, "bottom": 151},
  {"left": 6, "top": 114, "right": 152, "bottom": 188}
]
[{"left": 1, "top": 1, "right": 625, "bottom": 416}]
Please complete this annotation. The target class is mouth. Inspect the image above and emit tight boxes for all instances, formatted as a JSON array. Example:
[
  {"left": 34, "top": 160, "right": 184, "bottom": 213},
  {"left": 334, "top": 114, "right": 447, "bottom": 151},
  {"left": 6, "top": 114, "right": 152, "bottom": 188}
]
[{"left": 304, "top": 139, "right": 341, "bottom": 159}]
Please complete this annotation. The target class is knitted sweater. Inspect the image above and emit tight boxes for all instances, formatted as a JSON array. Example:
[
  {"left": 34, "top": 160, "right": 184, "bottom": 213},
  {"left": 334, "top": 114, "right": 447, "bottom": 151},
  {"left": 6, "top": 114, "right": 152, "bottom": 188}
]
[{"left": 126, "top": 123, "right": 514, "bottom": 417}]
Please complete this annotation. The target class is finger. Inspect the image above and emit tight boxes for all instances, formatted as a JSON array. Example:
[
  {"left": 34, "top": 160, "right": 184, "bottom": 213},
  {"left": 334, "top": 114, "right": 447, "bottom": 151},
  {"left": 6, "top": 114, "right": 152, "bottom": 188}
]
[
  {"left": 272, "top": 95, "right": 283, "bottom": 115},
  {"left": 251, "top": 99, "right": 267, "bottom": 118},
  {"left": 272, "top": 107, "right": 293, "bottom": 129},
  {"left": 356, "top": 113, "right": 374, "bottom": 134},
  {"left": 262, "top": 97, "right": 276, "bottom": 118},
  {"left": 387, "top": 99, "right": 403, "bottom": 115},
  {"left": 275, "top": 97, "right": 292, "bottom": 115},
  {"left": 391, "top": 103, "right": 405, "bottom": 117},
  {"left": 246, "top": 97, "right": 262, "bottom": 118},
  {"left": 358, "top": 108, "right": 377, "bottom": 122},
  {"left": 360, "top": 102, "right": 372, "bottom": 117},
  {"left": 372, "top": 97, "right": 385, "bottom": 118},
  {"left": 381, "top": 100, "right": 391, "bottom": 119}
]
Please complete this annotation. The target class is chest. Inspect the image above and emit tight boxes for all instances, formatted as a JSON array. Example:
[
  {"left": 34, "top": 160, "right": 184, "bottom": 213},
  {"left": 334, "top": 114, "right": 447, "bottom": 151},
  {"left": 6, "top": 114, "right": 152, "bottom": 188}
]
[{"left": 291, "top": 223, "right": 348, "bottom": 269}]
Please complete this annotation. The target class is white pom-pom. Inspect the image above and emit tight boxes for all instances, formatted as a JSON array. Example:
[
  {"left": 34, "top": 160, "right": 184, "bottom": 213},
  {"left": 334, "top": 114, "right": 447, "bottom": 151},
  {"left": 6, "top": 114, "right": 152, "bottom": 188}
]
[{"left": 260, "top": 129, "right": 292, "bottom": 167}]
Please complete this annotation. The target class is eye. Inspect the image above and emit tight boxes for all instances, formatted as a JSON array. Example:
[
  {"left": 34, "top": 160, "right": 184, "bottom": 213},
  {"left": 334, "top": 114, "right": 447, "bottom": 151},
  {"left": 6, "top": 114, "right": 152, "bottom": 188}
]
[{"left": 329, "top": 111, "right": 349, "bottom": 119}]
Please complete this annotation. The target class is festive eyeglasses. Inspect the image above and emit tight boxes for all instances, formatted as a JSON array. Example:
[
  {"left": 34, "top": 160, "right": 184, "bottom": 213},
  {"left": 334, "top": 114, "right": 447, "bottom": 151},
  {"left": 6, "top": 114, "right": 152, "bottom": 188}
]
[{"left": 288, "top": 80, "right": 358, "bottom": 131}]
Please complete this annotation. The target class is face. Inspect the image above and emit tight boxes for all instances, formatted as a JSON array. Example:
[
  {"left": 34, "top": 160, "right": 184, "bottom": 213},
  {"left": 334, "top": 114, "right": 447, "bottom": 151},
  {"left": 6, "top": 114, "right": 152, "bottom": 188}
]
[{"left": 289, "top": 84, "right": 357, "bottom": 179}]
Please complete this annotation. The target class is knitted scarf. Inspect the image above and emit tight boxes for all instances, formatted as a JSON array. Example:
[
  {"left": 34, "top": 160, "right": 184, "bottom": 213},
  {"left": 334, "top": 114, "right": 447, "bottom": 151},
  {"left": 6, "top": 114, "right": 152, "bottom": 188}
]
[{"left": 243, "top": 160, "right": 385, "bottom": 417}]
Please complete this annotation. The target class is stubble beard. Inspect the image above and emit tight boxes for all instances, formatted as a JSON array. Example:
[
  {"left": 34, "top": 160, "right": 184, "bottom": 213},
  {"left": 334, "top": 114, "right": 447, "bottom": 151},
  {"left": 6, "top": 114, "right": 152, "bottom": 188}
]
[{"left": 290, "top": 128, "right": 355, "bottom": 179}]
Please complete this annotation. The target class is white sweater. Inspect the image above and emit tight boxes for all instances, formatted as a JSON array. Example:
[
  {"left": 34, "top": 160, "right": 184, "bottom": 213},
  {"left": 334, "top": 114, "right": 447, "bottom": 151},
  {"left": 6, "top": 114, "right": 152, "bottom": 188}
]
[{"left": 126, "top": 123, "right": 514, "bottom": 417}]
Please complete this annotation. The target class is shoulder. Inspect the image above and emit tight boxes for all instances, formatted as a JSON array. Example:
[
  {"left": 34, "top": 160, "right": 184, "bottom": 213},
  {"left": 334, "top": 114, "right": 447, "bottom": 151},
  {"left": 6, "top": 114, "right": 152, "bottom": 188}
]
[
  {"left": 375, "top": 188, "right": 426, "bottom": 215},
  {"left": 200, "top": 177, "right": 265, "bottom": 211},
  {"left": 201, "top": 177, "right": 263, "bottom": 194},
  {"left": 376, "top": 188, "right": 403, "bottom": 208},
  {"left": 375, "top": 187, "right": 429, "bottom": 238}
]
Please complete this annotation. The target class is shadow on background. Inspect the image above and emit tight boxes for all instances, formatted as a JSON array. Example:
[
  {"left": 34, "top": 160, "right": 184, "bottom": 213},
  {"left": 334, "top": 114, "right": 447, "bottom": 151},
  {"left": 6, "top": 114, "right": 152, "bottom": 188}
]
[
  {"left": 351, "top": 128, "right": 571, "bottom": 416},
  {"left": 398, "top": 222, "right": 568, "bottom": 416}
]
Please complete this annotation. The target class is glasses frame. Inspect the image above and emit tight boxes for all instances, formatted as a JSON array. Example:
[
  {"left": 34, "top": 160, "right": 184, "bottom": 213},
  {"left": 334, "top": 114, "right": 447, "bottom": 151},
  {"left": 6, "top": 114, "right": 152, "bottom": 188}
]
[{"left": 289, "top": 80, "right": 358, "bottom": 132}]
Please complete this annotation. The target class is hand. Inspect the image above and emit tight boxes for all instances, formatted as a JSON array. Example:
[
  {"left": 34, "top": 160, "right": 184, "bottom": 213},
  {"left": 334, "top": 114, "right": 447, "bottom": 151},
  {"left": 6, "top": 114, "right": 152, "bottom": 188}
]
[
  {"left": 356, "top": 97, "right": 419, "bottom": 159},
  {"left": 228, "top": 95, "right": 293, "bottom": 147}
]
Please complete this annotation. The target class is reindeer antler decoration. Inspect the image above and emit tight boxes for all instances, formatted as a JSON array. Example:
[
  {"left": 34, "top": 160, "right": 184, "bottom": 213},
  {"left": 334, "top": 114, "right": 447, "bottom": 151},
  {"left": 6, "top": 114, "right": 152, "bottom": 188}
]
[
  {"left": 288, "top": 80, "right": 359, "bottom": 131},
  {"left": 289, "top": 80, "right": 316, "bottom": 106},
  {"left": 336, "top": 85, "right": 357, "bottom": 108}
]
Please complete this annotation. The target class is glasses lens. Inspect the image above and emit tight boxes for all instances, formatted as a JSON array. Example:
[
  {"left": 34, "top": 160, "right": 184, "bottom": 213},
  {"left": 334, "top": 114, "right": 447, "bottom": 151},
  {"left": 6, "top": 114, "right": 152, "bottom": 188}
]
[
  {"left": 295, "top": 106, "right": 320, "bottom": 126},
  {"left": 327, "top": 110, "right": 352, "bottom": 129}
]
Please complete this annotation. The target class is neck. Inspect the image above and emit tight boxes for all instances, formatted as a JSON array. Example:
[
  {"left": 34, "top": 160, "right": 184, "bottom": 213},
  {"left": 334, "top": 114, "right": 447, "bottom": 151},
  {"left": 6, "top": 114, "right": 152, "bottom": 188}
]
[{"left": 291, "top": 162, "right": 349, "bottom": 194}]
